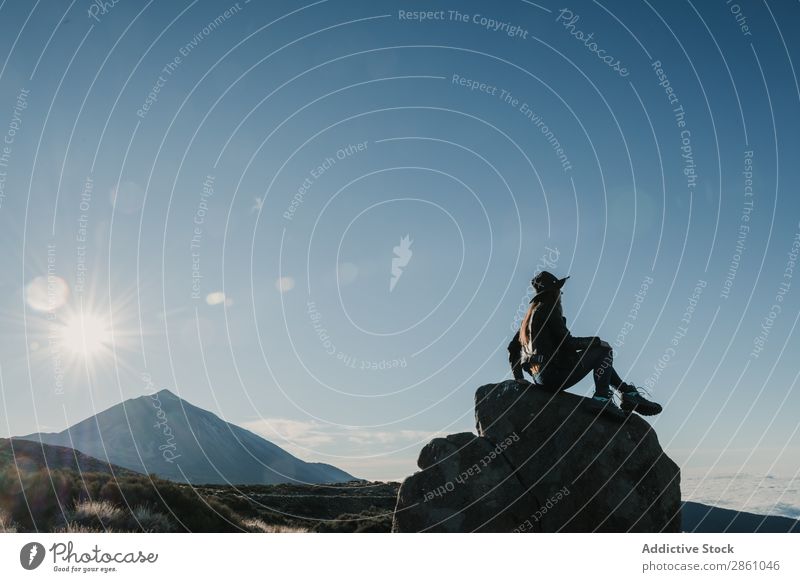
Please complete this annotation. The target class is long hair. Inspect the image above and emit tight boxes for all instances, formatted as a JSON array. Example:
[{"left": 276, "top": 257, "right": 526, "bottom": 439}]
[{"left": 519, "top": 290, "right": 561, "bottom": 346}]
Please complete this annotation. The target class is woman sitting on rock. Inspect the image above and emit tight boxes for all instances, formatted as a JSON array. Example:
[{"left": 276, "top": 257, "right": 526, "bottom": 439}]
[{"left": 508, "top": 271, "right": 662, "bottom": 420}]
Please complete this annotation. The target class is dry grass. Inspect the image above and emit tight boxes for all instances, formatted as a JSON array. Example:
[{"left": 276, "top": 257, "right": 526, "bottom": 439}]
[
  {"left": 56, "top": 523, "right": 114, "bottom": 533},
  {"left": 63, "top": 500, "right": 175, "bottom": 532},
  {"left": 241, "top": 518, "right": 308, "bottom": 533},
  {"left": 0, "top": 509, "right": 17, "bottom": 533},
  {"left": 72, "top": 499, "right": 122, "bottom": 524},
  {"left": 0, "top": 467, "right": 250, "bottom": 532}
]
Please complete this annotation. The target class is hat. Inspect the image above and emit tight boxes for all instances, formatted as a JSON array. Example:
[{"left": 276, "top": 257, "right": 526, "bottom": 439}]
[{"left": 531, "top": 271, "right": 570, "bottom": 302}]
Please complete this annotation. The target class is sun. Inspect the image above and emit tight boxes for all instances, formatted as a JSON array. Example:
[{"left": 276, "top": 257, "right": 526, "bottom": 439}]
[{"left": 59, "top": 312, "right": 112, "bottom": 359}]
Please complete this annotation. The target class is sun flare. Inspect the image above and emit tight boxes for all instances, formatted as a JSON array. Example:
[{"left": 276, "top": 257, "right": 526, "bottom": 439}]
[{"left": 60, "top": 312, "right": 112, "bottom": 359}]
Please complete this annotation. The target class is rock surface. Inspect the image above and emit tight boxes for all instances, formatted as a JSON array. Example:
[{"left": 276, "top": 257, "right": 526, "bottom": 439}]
[
  {"left": 393, "top": 380, "right": 681, "bottom": 532},
  {"left": 392, "top": 432, "right": 534, "bottom": 532}
]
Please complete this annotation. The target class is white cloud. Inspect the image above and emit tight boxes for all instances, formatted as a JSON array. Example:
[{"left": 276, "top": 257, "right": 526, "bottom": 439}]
[
  {"left": 205, "top": 291, "right": 233, "bottom": 306},
  {"left": 242, "top": 418, "right": 335, "bottom": 448},
  {"left": 240, "top": 417, "right": 454, "bottom": 480},
  {"left": 345, "top": 429, "right": 436, "bottom": 446},
  {"left": 275, "top": 276, "right": 295, "bottom": 293},
  {"left": 337, "top": 262, "right": 358, "bottom": 285},
  {"left": 682, "top": 471, "right": 800, "bottom": 519},
  {"left": 241, "top": 417, "right": 442, "bottom": 455}
]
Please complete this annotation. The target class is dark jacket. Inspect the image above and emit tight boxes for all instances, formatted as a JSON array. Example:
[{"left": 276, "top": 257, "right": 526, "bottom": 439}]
[{"left": 508, "top": 299, "right": 597, "bottom": 378}]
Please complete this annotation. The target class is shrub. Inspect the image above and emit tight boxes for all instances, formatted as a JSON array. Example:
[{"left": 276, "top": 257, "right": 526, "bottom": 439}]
[
  {"left": 313, "top": 508, "right": 393, "bottom": 533},
  {"left": 69, "top": 499, "right": 123, "bottom": 530},
  {"left": 55, "top": 523, "right": 112, "bottom": 533},
  {"left": 132, "top": 505, "right": 174, "bottom": 532},
  {"left": 0, "top": 508, "right": 17, "bottom": 532},
  {"left": 241, "top": 518, "right": 308, "bottom": 533},
  {"left": 0, "top": 467, "right": 249, "bottom": 532}
]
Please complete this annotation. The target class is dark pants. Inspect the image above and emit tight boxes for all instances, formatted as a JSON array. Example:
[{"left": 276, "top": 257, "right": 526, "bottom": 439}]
[{"left": 533, "top": 344, "right": 622, "bottom": 398}]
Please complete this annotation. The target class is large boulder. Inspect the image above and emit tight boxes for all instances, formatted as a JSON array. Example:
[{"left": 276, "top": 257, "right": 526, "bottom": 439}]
[
  {"left": 392, "top": 432, "right": 535, "bottom": 532},
  {"left": 393, "top": 380, "right": 681, "bottom": 532}
]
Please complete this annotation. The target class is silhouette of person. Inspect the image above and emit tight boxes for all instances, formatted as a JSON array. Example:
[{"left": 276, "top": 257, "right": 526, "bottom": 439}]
[{"left": 508, "top": 271, "right": 662, "bottom": 419}]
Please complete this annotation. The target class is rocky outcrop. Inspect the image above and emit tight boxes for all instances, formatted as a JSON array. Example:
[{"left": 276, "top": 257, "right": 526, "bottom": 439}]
[{"left": 392, "top": 380, "right": 681, "bottom": 532}]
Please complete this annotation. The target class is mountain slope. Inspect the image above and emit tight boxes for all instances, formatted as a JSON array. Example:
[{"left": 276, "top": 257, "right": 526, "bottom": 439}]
[
  {"left": 19, "top": 389, "right": 356, "bottom": 485},
  {"left": 0, "top": 438, "right": 140, "bottom": 477}
]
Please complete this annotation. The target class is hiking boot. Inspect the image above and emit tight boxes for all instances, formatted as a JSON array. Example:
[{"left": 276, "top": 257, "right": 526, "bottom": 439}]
[
  {"left": 619, "top": 383, "right": 662, "bottom": 416},
  {"left": 586, "top": 394, "right": 627, "bottom": 421}
]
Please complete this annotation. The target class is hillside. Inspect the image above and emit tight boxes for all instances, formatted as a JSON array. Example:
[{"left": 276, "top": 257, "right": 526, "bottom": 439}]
[
  {"left": 0, "top": 438, "right": 140, "bottom": 477},
  {"left": 0, "top": 452, "right": 392, "bottom": 533}
]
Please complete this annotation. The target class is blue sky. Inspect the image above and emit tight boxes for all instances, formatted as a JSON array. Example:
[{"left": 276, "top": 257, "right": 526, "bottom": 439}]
[{"left": 0, "top": 0, "right": 799, "bottom": 513}]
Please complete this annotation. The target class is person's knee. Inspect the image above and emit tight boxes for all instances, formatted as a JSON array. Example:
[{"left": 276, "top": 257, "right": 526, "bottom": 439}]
[
  {"left": 592, "top": 343, "right": 613, "bottom": 366},
  {"left": 589, "top": 342, "right": 611, "bottom": 355}
]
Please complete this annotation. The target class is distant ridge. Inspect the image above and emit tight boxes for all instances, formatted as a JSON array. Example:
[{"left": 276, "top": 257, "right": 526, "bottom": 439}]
[
  {"left": 19, "top": 389, "right": 356, "bottom": 486},
  {"left": 0, "top": 437, "right": 140, "bottom": 477}
]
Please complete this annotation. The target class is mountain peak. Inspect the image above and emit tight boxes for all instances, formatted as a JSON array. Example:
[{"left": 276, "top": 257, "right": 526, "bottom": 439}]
[
  {"left": 150, "top": 388, "right": 179, "bottom": 399},
  {"left": 19, "top": 390, "right": 356, "bottom": 486}
]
